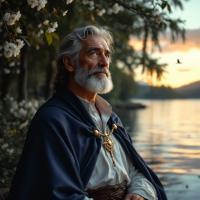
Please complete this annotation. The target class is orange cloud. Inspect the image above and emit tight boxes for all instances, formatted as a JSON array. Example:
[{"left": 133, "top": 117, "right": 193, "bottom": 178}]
[
  {"left": 177, "top": 68, "right": 193, "bottom": 72},
  {"left": 128, "top": 29, "right": 200, "bottom": 53}
]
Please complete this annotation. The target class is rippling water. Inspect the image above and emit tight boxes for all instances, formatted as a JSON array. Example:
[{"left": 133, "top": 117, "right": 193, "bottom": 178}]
[{"left": 114, "top": 99, "right": 200, "bottom": 200}]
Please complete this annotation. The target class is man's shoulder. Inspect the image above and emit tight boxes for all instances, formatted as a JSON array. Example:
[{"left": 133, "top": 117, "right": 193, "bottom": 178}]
[
  {"left": 110, "top": 111, "right": 123, "bottom": 126},
  {"left": 110, "top": 111, "right": 132, "bottom": 144},
  {"left": 34, "top": 97, "right": 70, "bottom": 122}
]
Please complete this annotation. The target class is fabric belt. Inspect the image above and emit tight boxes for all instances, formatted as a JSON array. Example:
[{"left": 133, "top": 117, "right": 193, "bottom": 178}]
[{"left": 86, "top": 181, "right": 127, "bottom": 200}]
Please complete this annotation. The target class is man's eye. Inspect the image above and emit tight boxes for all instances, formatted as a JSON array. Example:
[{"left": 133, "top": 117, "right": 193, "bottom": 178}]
[
  {"left": 91, "top": 52, "right": 97, "bottom": 55},
  {"left": 105, "top": 54, "right": 110, "bottom": 58}
]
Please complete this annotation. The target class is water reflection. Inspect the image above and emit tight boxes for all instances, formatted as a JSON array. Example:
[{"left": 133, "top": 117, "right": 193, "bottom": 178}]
[{"left": 114, "top": 99, "right": 200, "bottom": 199}]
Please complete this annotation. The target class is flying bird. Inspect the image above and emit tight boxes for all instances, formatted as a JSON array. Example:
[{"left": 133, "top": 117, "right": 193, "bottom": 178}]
[{"left": 176, "top": 59, "right": 182, "bottom": 64}]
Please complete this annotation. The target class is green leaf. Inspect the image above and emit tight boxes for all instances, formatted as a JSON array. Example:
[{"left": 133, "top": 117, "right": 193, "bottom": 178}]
[
  {"left": 41, "top": 36, "right": 44, "bottom": 41},
  {"left": 161, "top": 2, "right": 167, "bottom": 10},
  {"left": 4, "top": 1, "right": 9, "bottom": 5},
  {"left": 55, "top": 15, "right": 60, "bottom": 18},
  {"left": 42, "top": 8, "right": 48, "bottom": 12},
  {"left": 167, "top": 5, "right": 171, "bottom": 13},
  {"left": 45, "top": 32, "right": 52, "bottom": 45},
  {"left": 7, "top": 57, "right": 12, "bottom": 62},
  {"left": 51, "top": 32, "right": 59, "bottom": 40},
  {"left": 22, "top": 37, "right": 31, "bottom": 47},
  {"left": 16, "top": 55, "right": 20, "bottom": 60}
]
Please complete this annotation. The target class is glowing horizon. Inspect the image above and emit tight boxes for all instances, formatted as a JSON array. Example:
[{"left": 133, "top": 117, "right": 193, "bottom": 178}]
[{"left": 128, "top": 29, "right": 200, "bottom": 88}]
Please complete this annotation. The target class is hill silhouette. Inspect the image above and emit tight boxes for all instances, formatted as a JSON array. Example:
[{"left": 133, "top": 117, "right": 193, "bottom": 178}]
[
  {"left": 133, "top": 84, "right": 184, "bottom": 99},
  {"left": 174, "top": 81, "right": 200, "bottom": 98}
]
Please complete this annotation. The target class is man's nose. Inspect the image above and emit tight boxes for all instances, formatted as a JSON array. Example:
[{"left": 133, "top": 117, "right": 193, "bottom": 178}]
[{"left": 99, "top": 55, "right": 109, "bottom": 69}]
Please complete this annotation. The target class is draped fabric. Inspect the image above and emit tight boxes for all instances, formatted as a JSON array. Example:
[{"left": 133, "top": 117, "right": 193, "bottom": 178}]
[{"left": 7, "top": 84, "right": 168, "bottom": 200}]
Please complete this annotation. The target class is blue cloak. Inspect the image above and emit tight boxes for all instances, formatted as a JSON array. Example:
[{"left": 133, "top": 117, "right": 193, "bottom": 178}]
[{"left": 7, "top": 85, "right": 168, "bottom": 200}]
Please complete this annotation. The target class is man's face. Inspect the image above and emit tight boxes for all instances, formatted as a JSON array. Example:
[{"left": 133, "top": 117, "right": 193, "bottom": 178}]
[{"left": 74, "top": 35, "right": 113, "bottom": 94}]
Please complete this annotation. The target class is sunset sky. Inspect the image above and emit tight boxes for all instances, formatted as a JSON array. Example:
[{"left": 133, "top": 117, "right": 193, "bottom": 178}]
[{"left": 130, "top": 0, "right": 200, "bottom": 88}]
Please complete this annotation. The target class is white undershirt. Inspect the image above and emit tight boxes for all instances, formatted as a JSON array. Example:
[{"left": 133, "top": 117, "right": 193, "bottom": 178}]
[{"left": 77, "top": 95, "right": 158, "bottom": 200}]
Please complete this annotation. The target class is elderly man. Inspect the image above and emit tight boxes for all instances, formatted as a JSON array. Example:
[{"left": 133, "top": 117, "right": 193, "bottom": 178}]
[{"left": 8, "top": 25, "right": 167, "bottom": 200}]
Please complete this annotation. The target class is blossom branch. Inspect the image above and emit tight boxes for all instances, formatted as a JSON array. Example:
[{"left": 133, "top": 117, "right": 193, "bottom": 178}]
[
  {"left": 110, "top": 0, "right": 153, "bottom": 17},
  {"left": 0, "top": 10, "right": 12, "bottom": 35}
]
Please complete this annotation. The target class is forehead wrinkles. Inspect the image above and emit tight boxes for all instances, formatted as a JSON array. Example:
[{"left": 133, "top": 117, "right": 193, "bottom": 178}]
[{"left": 82, "top": 36, "right": 110, "bottom": 53}]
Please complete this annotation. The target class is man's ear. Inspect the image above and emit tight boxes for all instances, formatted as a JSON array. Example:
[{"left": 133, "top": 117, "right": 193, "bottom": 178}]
[{"left": 63, "top": 55, "right": 75, "bottom": 72}]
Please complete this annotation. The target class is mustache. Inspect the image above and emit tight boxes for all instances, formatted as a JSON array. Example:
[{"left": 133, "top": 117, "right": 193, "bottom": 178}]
[{"left": 88, "top": 67, "right": 110, "bottom": 77}]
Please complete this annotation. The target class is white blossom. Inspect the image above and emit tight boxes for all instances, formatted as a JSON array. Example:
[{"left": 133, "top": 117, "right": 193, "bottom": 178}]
[
  {"left": 47, "top": 27, "right": 55, "bottom": 33},
  {"left": 97, "top": 9, "right": 106, "bottom": 16},
  {"left": 107, "top": 8, "right": 113, "bottom": 15},
  {"left": 38, "top": 24, "right": 42, "bottom": 28},
  {"left": 66, "top": 0, "right": 73, "bottom": 4},
  {"left": 16, "top": 39, "right": 25, "bottom": 49},
  {"left": 36, "top": 45, "right": 40, "bottom": 50},
  {"left": 4, "top": 43, "right": 16, "bottom": 53},
  {"left": 4, "top": 51, "right": 12, "bottom": 58},
  {"left": 4, "top": 68, "right": 11, "bottom": 74},
  {"left": 16, "top": 11, "right": 22, "bottom": 21},
  {"left": 63, "top": 10, "right": 68, "bottom": 16},
  {"left": 17, "top": 62, "right": 20, "bottom": 66},
  {"left": 10, "top": 107, "right": 14, "bottom": 113},
  {"left": 88, "top": 5, "right": 95, "bottom": 11},
  {"left": 112, "top": 3, "right": 121, "bottom": 14},
  {"left": 9, "top": 106, "right": 14, "bottom": 112},
  {"left": 3, "top": 13, "right": 10, "bottom": 22},
  {"left": 6, "top": 14, "right": 17, "bottom": 26},
  {"left": 89, "top": 1, "right": 94, "bottom": 6},
  {"left": 0, "top": 0, "right": 5, "bottom": 2},
  {"left": 33, "top": 100, "right": 39, "bottom": 107},
  {"left": 1, "top": 143, "right": 8, "bottom": 149},
  {"left": 152, "top": 10, "right": 157, "bottom": 17},
  {"left": 19, "top": 120, "right": 29, "bottom": 129},
  {"left": 82, "top": 0, "right": 89, "bottom": 5},
  {"left": 7, "top": 149, "right": 14, "bottom": 155},
  {"left": 27, "top": 0, "right": 39, "bottom": 8},
  {"left": 19, "top": 100, "right": 26, "bottom": 106},
  {"left": 16, "top": 27, "right": 22, "bottom": 33},
  {"left": 13, "top": 48, "right": 20, "bottom": 57},
  {"left": 37, "top": 0, "right": 47, "bottom": 11},
  {"left": 37, "top": 29, "right": 44, "bottom": 37},
  {"left": 39, "top": 29, "right": 44, "bottom": 34},
  {"left": 10, "top": 14, "right": 17, "bottom": 22},
  {"left": 16, "top": 69, "right": 20, "bottom": 74},
  {"left": 30, "top": 107, "right": 36, "bottom": 115},
  {"left": 9, "top": 62, "right": 15, "bottom": 67},
  {"left": 7, "top": 20, "right": 15, "bottom": 26},
  {"left": 156, "top": 15, "right": 163, "bottom": 24},
  {"left": 51, "top": 22, "right": 58, "bottom": 29},
  {"left": 43, "top": 20, "right": 49, "bottom": 25},
  {"left": 25, "top": 101, "right": 33, "bottom": 109},
  {"left": 18, "top": 107, "right": 27, "bottom": 118}
]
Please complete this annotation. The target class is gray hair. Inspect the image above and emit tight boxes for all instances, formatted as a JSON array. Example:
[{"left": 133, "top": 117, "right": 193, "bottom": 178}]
[{"left": 53, "top": 25, "right": 114, "bottom": 92}]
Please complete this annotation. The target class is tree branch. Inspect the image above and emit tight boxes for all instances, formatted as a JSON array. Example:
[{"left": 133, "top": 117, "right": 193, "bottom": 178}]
[{"left": 110, "top": 0, "right": 155, "bottom": 18}]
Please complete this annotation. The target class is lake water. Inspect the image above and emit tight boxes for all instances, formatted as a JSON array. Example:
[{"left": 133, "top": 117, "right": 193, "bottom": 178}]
[{"left": 114, "top": 99, "right": 200, "bottom": 200}]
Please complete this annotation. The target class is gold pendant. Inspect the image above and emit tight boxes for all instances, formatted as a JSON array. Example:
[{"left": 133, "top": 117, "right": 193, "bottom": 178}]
[
  {"left": 93, "top": 124, "right": 118, "bottom": 167},
  {"left": 102, "top": 135, "right": 116, "bottom": 167}
]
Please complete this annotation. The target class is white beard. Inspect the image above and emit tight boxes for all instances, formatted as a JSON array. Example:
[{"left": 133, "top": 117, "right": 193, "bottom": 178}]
[{"left": 74, "top": 63, "right": 113, "bottom": 94}]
